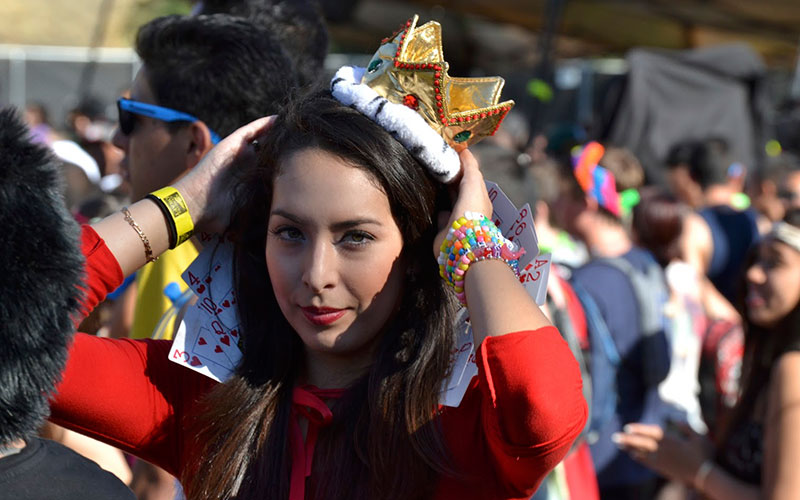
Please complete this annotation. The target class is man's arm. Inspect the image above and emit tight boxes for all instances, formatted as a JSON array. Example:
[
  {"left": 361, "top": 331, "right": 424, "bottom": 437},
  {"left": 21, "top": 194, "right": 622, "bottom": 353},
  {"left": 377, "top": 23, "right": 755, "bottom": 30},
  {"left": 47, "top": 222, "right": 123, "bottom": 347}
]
[{"left": 682, "top": 213, "right": 739, "bottom": 322}]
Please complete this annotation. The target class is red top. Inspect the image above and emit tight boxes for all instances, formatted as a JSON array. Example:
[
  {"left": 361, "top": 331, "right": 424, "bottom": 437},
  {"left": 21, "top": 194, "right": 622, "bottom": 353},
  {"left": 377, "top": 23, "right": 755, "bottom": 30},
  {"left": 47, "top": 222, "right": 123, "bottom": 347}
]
[{"left": 51, "top": 226, "right": 587, "bottom": 500}]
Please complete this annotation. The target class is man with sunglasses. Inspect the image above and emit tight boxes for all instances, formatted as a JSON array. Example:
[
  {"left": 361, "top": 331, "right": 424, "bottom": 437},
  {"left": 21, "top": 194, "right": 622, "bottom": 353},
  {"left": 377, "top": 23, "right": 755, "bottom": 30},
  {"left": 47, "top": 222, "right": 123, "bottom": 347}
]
[
  {"left": 109, "top": 14, "right": 296, "bottom": 499},
  {"left": 112, "top": 13, "right": 295, "bottom": 343}
]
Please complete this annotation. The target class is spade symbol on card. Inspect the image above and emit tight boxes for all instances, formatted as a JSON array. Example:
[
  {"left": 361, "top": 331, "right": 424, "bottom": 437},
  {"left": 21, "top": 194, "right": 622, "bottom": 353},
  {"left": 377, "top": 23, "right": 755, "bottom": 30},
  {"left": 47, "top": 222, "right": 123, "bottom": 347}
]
[
  {"left": 198, "top": 337, "right": 207, "bottom": 346},
  {"left": 190, "top": 356, "right": 202, "bottom": 367}
]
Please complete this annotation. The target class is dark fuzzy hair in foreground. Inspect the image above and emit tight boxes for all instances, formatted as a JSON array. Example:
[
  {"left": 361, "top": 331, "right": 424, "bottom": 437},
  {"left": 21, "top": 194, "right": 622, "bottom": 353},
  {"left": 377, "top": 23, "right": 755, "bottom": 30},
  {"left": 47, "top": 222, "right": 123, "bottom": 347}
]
[{"left": 0, "top": 107, "right": 84, "bottom": 445}]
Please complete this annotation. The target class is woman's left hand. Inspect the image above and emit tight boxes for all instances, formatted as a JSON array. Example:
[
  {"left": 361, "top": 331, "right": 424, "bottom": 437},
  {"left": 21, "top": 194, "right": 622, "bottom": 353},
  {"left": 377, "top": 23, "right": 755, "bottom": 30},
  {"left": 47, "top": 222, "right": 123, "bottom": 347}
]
[
  {"left": 175, "top": 116, "right": 275, "bottom": 234},
  {"left": 432, "top": 149, "right": 493, "bottom": 258},
  {"left": 613, "top": 423, "right": 712, "bottom": 485}
]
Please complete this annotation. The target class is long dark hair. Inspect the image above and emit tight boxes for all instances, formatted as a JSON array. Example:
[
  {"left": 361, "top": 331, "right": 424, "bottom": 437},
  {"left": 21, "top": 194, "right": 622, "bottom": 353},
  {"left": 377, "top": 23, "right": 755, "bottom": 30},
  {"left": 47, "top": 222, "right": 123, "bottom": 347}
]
[
  {"left": 183, "top": 93, "right": 458, "bottom": 499},
  {"left": 719, "top": 208, "right": 800, "bottom": 447}
]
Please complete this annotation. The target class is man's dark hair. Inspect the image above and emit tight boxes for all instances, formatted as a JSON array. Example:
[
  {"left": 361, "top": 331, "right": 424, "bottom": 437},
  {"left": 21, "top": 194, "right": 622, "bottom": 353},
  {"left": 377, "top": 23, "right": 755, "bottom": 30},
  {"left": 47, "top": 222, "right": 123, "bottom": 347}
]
[
  {"left": 197, "top": 0, "right": 329, "bottom": 89},
  {"left": 0, "top": 108, "right": 84, "bottom": 445},
  {"left": 665, "top": 139, "right": 697, "bottom": 170},
  {"left": 135, "top": 14, "right": 296, "bottom": 138},
  {"left": 666, "top": 138, "right": 733, "bottom": 189},
  {"left": 688, "top": 138, "right": 734, "bottom": 189}
]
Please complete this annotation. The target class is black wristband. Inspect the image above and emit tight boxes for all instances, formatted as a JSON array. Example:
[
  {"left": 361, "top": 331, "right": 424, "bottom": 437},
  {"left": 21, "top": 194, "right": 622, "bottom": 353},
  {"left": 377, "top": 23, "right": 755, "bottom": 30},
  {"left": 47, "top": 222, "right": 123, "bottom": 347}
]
[{"left": 146, "top": 194, "right": 178, "bottom": 249}]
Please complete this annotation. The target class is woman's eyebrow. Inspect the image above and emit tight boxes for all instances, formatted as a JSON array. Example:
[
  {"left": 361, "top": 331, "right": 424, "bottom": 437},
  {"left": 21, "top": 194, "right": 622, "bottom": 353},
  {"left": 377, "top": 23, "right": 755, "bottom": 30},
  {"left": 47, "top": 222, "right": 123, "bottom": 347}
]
[
  {"left": 270, "top": 209, "right": 305, "bottom": 224},
  {"left": 270, "top": 209, "right": 382, "bottom": 230},
  {"left": 330, "top": 218, "right": 383, "bottom": 231}
]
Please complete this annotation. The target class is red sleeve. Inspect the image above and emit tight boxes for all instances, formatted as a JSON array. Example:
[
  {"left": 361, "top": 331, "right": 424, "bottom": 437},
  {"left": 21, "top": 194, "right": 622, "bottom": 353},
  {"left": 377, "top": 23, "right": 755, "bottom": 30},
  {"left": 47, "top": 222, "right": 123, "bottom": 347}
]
[
  {"left": 51, "top": 225, "right": 216, "bottom": 476},
  {"left": 50, "top": 335, "right": 214, "bottom": 476},
  {"left": 75, "top": 225, "right": 124, "bottom": 324},
  {"left": 475, "top": 327, "right": 587, "bottom": 496}
]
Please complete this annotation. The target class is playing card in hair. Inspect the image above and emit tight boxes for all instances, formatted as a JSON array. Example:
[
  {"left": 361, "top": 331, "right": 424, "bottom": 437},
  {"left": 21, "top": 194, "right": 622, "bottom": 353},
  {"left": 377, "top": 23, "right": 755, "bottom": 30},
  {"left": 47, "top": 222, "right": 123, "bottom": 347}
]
[
  {"left": 170, "top": 234, "right": 242, "bottom": 382},
  {"left": 519, "top": 252, "right": 552, "bottom": 306},
  {"left": 440, "top": 311, "right": 479, "bottom": 407},
  {"left": 168, "top": 317, "right": 234, "bottom": 383},
  {"left": 485, "top": 180, "right": 518, "bottom": 233},
  {"left": 506, "top": 203, "right": 539, "bottom": 269},
  {"left": 181, "top": 236, "right": 234, "bottom": 304}
]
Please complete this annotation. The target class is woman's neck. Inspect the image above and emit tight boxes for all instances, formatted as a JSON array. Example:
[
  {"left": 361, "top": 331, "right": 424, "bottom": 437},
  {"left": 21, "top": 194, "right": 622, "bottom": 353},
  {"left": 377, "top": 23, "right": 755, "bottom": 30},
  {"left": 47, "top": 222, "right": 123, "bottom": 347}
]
[
  {"left": 303, "top": 349, "right": 372, "bottom": 389},
  {"left": 583, "top": 220, "right": 632, "bottom": 258}
]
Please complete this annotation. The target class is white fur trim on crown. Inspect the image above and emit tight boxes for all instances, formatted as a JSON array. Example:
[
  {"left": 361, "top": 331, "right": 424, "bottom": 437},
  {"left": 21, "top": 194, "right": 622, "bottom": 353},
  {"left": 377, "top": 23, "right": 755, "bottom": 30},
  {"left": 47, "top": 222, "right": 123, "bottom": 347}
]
[{"left": 330, "top": 66, "right": 461, "bottom": 183}]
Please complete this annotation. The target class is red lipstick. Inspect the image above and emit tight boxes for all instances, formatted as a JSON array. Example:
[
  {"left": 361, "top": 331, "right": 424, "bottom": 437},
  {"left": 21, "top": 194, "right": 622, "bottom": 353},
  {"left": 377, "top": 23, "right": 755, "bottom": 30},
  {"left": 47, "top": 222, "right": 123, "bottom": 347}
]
[{"left": 301, "top": 306, "right": 347, "bottom": 326}]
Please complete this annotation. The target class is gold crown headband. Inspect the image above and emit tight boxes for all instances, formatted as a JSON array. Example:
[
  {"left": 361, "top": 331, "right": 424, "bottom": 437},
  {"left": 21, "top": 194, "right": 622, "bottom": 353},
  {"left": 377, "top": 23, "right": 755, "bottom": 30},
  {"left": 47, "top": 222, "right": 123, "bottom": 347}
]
[{"left": 331, "top": 15, "right": 515, "bottom": 183}]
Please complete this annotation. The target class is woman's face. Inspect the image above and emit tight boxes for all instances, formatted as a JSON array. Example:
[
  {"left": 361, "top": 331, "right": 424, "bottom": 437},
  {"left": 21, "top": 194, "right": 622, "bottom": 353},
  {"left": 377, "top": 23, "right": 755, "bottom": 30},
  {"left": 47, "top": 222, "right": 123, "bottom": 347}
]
[
  {"left": 745, "top": 238, "right": 800, "bottom": 328},
  {"left": 265, "top": 147, "right": 405, "bottom": 360}
]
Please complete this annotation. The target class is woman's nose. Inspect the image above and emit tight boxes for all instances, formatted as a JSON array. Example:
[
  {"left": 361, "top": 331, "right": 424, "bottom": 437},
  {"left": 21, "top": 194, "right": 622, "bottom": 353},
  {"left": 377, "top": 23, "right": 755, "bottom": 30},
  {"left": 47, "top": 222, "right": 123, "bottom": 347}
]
[
  {"left": 746, "top": 262, "right": 767, "bottom": 285},
  {"left": 302, "top": 239, "right": 337, "bottom": 293}
]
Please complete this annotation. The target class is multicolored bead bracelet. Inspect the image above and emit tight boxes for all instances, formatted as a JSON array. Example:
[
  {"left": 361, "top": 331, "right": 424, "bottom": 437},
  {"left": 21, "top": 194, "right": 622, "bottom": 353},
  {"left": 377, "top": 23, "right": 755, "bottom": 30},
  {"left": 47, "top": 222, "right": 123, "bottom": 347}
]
[{"left": 437, "top": 211, "right": 526, "bottom": 306}]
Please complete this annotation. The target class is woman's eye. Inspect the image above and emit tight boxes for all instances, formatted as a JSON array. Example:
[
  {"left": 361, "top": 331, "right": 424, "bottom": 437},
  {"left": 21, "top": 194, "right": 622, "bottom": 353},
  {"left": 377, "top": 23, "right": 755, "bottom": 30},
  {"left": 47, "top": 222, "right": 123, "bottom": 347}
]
[
  {"left": 272, "top": 226, "right": 304, "bottom": 241},
  {"left": 342, "top": 230, "right": 374, "bottom": 246}
]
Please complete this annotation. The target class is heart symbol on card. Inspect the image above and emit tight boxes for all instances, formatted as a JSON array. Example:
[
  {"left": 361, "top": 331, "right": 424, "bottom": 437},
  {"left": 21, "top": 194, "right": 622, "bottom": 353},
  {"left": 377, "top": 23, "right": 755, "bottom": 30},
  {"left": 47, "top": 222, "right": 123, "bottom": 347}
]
[
  {"left": 197, "top": 284, "right": 206, "bottom": 294},
  {"left": 215, "top": 345, "right": 223, "bottom": 353},
  {"left": 222, "top": 300, "right": 230, "bottom": 308},
  {"left": 230, "top": 329, "right": 238, "bottom": 337},
  {"left": 214, "top": 264, "right": 221, "bottom": 272},
  {"left": 198, "top": 337, "right": 207, "bottom": 345},
  {"left": 220, "top": 335, "right": 230, "bottom": 346},
  {"left": 205, "top": 276, "right": 213, "bottom": 284},
  {"left": 190, "top": 356, "right": 202, "bottom": 366}
]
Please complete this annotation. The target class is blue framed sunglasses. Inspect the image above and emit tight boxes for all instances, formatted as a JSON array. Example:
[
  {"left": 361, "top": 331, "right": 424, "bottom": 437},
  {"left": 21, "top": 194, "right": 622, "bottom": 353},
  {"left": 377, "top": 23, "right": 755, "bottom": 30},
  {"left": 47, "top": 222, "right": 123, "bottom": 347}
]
[{"left": 116, "top": 98, "right": 221, "bottom": 144}]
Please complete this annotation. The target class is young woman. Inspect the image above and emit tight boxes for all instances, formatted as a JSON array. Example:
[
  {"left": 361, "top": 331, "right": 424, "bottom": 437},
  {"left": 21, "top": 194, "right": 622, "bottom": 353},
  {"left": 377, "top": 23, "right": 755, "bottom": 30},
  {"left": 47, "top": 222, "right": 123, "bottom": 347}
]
[
  {"left": 615, "top": 209, "right": 800, "bottom": 500},
  {"left": 50, "top": 94, "right": 587, "bottom": 499}
]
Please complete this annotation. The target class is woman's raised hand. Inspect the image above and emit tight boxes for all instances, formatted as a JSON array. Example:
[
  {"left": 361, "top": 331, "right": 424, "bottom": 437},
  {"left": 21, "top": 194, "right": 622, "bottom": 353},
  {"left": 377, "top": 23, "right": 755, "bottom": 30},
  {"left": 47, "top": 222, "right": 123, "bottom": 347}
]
[
  {"left": 433, "top": 149, "right": 493, "bottom": 258},
  {"left": 176, "top": 116, "right": 275, "bottom": 235},
  {"left": 613, "top": 422, "right": 712, "bottom": 485}
]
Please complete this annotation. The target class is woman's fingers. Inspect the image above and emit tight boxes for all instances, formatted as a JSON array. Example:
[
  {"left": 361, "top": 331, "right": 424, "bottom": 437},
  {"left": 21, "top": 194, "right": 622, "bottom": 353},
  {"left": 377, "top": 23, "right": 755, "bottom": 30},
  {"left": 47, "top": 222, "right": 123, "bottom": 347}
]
[
  {"left": 623, "top": 423, "right": 664, "bottom": 440},
  {"left": 178, "top": 115, "right": 276, "bottom": 233},
  {"left": 451, "top": 149, "right": 492, "bottom": 217},
  {"left": 612, "top": 431, "right": 660, "bottom": 453},
  {"left": 222, "top": 115, "right": 275, "bottom": 148}
]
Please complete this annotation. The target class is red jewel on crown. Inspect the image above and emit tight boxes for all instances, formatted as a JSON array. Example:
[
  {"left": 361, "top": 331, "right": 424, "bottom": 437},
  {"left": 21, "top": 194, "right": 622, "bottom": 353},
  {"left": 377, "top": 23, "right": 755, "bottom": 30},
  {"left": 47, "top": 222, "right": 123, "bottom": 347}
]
[{"left": 403, "top": 94, "right": 419, "bottom": 110}]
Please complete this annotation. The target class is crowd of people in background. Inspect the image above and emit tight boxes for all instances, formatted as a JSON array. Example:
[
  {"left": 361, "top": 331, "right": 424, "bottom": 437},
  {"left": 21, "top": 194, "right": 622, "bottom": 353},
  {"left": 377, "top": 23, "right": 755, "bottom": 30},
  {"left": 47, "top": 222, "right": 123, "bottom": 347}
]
[
  {"left": 472, "top": 112, "right": 800, "bottom": 499},
  {"left": 3, "top": 0, "right": 800, "bottom": 499}
]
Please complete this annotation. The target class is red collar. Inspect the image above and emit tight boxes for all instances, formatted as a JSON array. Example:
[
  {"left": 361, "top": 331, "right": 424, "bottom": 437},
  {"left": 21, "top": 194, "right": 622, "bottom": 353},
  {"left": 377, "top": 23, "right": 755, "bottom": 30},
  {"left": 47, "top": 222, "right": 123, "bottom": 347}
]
[{"left": 289, "top": 385, "right": 345, "bottom": 500}]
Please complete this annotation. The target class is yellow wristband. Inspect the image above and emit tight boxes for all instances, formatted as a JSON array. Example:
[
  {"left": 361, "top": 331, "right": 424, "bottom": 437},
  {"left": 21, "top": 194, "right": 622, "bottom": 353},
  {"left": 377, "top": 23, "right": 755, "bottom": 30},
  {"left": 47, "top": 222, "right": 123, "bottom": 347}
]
[{"left": 149, "top": 186, "right": 194, "bottom": 247}]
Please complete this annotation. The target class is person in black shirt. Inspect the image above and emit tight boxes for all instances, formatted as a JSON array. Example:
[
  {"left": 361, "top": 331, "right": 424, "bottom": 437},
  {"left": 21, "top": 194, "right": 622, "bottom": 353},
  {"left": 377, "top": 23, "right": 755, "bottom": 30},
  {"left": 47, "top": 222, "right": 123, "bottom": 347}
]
[{"left": 0, "top": 108, "right": 134, "bottom": 500}]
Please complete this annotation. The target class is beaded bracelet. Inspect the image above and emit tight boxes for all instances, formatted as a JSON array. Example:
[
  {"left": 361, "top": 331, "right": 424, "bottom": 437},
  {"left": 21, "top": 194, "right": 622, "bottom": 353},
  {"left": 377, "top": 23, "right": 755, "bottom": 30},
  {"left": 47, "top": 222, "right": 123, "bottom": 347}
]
[{"left": 437, "top": 211, "right": 525, "bottom": 306}]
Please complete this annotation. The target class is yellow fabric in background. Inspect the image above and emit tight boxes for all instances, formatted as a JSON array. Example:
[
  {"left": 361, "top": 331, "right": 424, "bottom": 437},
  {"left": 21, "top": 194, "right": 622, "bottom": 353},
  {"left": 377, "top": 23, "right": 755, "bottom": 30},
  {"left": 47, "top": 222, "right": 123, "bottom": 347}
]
[{"left": 130, "top": 243, "right": 199, "bottom": 339}]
